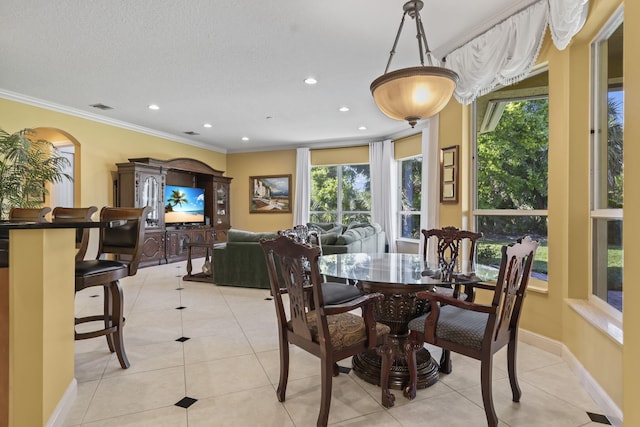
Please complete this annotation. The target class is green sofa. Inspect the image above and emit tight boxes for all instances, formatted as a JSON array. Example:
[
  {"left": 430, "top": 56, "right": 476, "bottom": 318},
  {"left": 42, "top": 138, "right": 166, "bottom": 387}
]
[
  {"left": 212, "top": 223, "right": 386, "bottom": 289},
  {"left": 213, "top": 229, "right": 279, "bottom": 289}
]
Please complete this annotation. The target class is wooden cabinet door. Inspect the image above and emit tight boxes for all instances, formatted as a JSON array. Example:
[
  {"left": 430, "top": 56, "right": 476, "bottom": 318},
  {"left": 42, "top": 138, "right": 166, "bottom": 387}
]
[{"left": 140, "top": 230, "right": 164, "bottom": 266}]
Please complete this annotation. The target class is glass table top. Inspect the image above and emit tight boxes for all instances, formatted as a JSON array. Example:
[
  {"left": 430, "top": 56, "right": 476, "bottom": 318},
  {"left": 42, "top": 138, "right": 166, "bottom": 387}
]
[{"left": 318, "top": 252, "right": 498, "bottom": 287}]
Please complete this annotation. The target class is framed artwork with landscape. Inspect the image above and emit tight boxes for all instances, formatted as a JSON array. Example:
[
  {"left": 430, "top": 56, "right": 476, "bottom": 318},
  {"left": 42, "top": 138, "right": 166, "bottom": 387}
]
[{"left": 249, "top": 174, "right": 292, "bottom": 213}]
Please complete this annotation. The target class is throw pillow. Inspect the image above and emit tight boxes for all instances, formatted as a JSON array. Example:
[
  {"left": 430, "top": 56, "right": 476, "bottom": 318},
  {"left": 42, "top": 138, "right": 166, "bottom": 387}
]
[{"left": 320, "top": 232, "right": 339, "bottom": 246}]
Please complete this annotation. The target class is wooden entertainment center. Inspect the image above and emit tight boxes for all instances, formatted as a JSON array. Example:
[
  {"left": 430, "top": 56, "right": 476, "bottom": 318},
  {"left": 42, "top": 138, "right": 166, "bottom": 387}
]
[{"left": 116, "top": 157, "right": 232, "bottom": 267}]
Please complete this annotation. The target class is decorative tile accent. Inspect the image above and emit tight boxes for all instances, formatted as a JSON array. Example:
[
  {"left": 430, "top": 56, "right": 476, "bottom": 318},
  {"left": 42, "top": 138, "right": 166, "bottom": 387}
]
[
  {"left": 587, "top": 412, "right": 611, "bottom": 424},
  {"left": 338, "top": 365, "right": 351, "bottom": 374},
  {"left": 175, "top": 397, "right": 197, "bottom": 408},
  {"left": 176, "top": 306, "right": 187, "bottom": 310},
  {"left": 176, "top": 337, "right": 190, "bottom": 342}
]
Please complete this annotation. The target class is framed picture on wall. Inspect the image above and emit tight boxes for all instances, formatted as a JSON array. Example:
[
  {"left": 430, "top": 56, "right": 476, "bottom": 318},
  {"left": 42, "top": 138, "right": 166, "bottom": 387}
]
[
  {"left": 249, "top": 174, "right": 292, "bottom": 213},
  {"left": 440, "top": 145, "right": 459, "bottom": 203}
]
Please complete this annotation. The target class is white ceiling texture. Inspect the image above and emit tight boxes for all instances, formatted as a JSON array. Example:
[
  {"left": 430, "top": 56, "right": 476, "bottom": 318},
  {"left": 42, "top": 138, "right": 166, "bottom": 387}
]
[{"left": 1, "top": 0, "right": 538, "bottom": 153}]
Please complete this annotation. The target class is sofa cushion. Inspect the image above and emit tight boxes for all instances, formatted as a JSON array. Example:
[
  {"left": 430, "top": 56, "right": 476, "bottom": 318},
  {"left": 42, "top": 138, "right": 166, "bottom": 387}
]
[
  {"left": 347, "top": 221, "right": 371, "bottom": 230},
  {"left": 320, "top": 232, "right": 339, "bottom": 246},
  {"left": 308, "top": 222, "right": 344, "bottom": 235},
  {"left": 336, "top": 228, "right": 363, "bottom": 245},
  {"left": 227, "top": 229, "right": 278, "bottom": 242}
]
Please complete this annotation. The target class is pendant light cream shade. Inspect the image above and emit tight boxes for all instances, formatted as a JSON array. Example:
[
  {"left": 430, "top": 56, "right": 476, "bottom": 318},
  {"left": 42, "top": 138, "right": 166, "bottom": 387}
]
[
  {"left": 371, "top": 1, "right": 459, "bottom": 128},
  {"left": 371, "top": 66, "right": 458, "bottom": 128}
]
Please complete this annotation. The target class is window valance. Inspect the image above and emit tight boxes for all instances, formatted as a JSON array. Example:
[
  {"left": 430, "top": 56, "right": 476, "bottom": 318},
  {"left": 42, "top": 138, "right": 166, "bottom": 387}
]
[{"left": 445, "top": 0, "right": 589, "bottom": 105}]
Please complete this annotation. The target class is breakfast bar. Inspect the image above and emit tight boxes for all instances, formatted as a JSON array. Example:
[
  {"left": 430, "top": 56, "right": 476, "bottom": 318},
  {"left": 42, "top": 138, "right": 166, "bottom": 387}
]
[{"left": 0, "top": 220, "right": 115, "bottom": 427}]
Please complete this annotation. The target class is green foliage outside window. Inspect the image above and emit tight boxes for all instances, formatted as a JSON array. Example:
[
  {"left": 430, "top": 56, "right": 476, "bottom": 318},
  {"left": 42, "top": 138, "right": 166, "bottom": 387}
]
[
  {"left": 476, "top": 98, "right": 549, "bottom": 239},
  {"left": 310, "top": 165, "right": 371, "bottom": 224}
]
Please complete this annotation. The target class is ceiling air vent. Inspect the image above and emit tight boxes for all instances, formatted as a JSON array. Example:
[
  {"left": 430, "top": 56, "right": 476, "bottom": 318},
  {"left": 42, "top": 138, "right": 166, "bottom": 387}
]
[
  {"left": 184, "top": 131, "right": 200, "bottom": 136},
  {"left": 89, "top": 103, "right": 113, "bottom": 110}
]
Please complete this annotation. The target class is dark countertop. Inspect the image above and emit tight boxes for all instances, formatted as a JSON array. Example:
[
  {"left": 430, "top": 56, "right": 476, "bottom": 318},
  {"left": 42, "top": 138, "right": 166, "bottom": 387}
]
[{"left": 0, "top": 220, "right": 123, "bottom": 229}]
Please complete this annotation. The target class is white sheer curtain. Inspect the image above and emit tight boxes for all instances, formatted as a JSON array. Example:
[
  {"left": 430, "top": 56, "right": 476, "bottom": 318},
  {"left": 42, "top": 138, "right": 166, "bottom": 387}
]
[
  {"left": 293, "top": 147, "right": 310, "bottom": 227},
  {"left": 446, "top": 0, "right": 548, "bottom": 105},
  {"left": 548, "top": 0, "right": 589, "bottom": 50},
  {"left": 445, "top": 0, "right": 589, "bottom": 105},
  {"left": 418, "top": 117, "right": 440, "bottom": 259},
  {"left": 369, "top": 139, "right": 397, "bottom": 252}
]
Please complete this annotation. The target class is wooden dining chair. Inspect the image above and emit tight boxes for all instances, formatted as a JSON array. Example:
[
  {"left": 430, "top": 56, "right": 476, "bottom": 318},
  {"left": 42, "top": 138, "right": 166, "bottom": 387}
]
[
  {"left": 74, "top": 206, "right": 149, "bottom": 369},
  {"left": 52, "top": 206, "right": 98, "bottom": 262},
  {"left": 422, "top": 226, "right": 483, "bottom": 299},
  {"left": 422, "top": 226, "right": 483, "bottom": 372},
  {"left": 8, "top": 207, "right": 51, "bottom": 222},
  {"left": 405, "top": 236, "right": 539, "bottom": 427},
  {"left": 278, "top": 225, "right": 363, "bottom": 306},
  {"left": 260, "top": 235, "right": 392, "bottom": 427}
]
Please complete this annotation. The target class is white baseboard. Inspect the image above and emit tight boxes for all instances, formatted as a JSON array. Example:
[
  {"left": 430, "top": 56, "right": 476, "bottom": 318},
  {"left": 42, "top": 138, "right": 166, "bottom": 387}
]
[
  {"left": 46, "top": 378, "right": 77, "bottom": 427},
  {"left": 519, "top": 329, "right": 623, "bottom": 427}
]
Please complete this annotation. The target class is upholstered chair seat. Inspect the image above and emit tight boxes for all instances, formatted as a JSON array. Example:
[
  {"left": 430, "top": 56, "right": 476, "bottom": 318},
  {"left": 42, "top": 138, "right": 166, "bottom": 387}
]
[
  {"left": 321, "top": 281, "right": 362, "bottom": 305},
  {"left": 408, "top": 305, "right": 489, "bottom": 351},
  {"left": 304, "top": 311, "right": 390, "bottom": 351}
]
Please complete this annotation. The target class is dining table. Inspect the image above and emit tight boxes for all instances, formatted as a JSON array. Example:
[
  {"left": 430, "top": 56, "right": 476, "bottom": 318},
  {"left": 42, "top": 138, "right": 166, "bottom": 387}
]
[{"left": 318, "top": 252, "right": 497, "bottom": 392}]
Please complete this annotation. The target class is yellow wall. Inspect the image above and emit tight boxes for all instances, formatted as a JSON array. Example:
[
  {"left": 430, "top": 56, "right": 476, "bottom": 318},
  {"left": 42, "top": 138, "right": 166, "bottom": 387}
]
[
  {"left": 623, "top": 0, "right": 640, "bottom": 423},
  {"left": 226, "top": 150, "right": 296, "bottom": 232},
  {"left": 433, "top": 0, "right": 628, "bottom": 414},
  {"left": 394, "top": 133, "right": 421, "bottom": 159},
  {"left": 1, "top": 0, "right": 637, "bottom": 420},
  {"left": 311, "top": 145, "right": 369, "bottom": 165},
  {"left": 0, "top": 98, "right": 227, "bottom": 210},
  {"left": 437, "top": 101, "right": 465, "bottom": 229}
]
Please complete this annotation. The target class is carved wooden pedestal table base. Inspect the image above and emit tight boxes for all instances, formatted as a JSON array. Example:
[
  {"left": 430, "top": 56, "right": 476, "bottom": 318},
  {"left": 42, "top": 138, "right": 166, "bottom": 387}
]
[{"left": 354, "top": 281, "right": 440, "bottom": 392}]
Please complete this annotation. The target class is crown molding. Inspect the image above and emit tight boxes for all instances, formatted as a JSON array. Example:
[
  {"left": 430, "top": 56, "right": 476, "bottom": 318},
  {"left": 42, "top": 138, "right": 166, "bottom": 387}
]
[{"left": 0, "top": 89, "right": 227, "bottom": 154}]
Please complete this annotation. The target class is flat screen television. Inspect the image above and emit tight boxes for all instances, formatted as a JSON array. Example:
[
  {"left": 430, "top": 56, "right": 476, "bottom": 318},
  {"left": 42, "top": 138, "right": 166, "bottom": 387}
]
[{"left": 164, "top": 185, "right": 205, "bottom": 224}]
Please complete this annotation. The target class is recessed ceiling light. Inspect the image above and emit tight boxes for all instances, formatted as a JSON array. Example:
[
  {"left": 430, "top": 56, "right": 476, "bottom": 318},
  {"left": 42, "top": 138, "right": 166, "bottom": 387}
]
[
  {"left": 203, "top": 123, "right": 212, "bottom": 128},
  {"left": 241, "top": 137, "right": 250, "bottom": 142},
  {"left": 304, "top": 77, "right": 317, "bottom": 85},
  {"left": 148, "top": 104, "right": 160, "bottom": 110},
  {"left": 358, "top": 126, "right": 367, "bottom": 130},
  {"left": 339, "top": 106, "right": 350, "bottom": 112}
]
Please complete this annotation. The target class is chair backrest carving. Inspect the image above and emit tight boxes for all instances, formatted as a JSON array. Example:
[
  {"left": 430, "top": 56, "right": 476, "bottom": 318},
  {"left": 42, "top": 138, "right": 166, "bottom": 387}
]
[
  {"left": 278, "top": 224, "right": 321, "bottom": 251},
  {"left": 52, "top": 206, "right": 98, "bottom": 262},
  {"left": 422, "top": 226, "right": 483, "bottom": 280},
  {"left": 490, "top": 236, "right": 539, "bottom": 344},
  {"left": 261, "top": 235, "right": 325, "bottom": 342},
  {"left": 98, "top": 206, "right": 150, "bottom": 276}
]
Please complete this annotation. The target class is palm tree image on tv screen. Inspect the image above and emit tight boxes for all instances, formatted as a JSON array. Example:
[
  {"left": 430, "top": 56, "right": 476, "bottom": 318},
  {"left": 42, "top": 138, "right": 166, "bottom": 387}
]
[{"left": 164, "top": 185, "right": 205, "bottom": 224}]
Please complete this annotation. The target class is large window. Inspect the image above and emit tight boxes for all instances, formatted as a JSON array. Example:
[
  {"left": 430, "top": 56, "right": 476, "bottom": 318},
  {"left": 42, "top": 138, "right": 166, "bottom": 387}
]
[
  {"left": 398, "top": 156, "right": 422, "bottom": 239},
  {"left": 591, "top": 13, "right": 623, "bottom": 314},
  {"left": 473, "top": 71, "right": 549, "bottom": 278},
  {"left": 309, "top": 164, "right": 371, "bottom": 224}
]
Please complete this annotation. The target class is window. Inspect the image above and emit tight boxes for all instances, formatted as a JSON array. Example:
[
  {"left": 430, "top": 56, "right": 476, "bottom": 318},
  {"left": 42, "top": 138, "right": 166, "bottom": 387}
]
[
  {"left": 590, "top": 13, "right": 623, "bottom": 314},
  {"left": 398, "top": 156, "right": 422, "bottom": 239},
  {"left": 473, "top": 71, "right": 549, "bottom": 278},
  {"left": 309, "top": 164, "right": 371, "bottom": 224}
]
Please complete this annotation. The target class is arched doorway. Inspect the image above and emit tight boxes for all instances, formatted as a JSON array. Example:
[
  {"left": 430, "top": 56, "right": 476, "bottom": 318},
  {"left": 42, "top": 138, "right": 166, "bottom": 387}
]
[{"left": 32, "top": 127, "right": 81, "bottom": 208}]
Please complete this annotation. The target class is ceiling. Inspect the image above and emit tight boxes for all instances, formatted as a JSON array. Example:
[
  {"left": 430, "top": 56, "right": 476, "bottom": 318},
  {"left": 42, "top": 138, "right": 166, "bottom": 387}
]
[{"left": 1, "top": 0, "right": 538, "bottom": 153}]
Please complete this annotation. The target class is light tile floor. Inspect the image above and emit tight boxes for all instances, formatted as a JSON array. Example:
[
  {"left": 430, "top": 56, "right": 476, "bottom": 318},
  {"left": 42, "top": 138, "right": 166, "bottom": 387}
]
[{"left": 65, "top": 261, "right": 608, "bottom": 427}]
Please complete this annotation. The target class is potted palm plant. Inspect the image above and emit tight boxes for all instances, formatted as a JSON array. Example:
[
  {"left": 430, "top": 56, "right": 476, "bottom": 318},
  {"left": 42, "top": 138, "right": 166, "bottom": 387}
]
[{"left": 0, "top": 128, "right": 72, "bottom": 219}]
